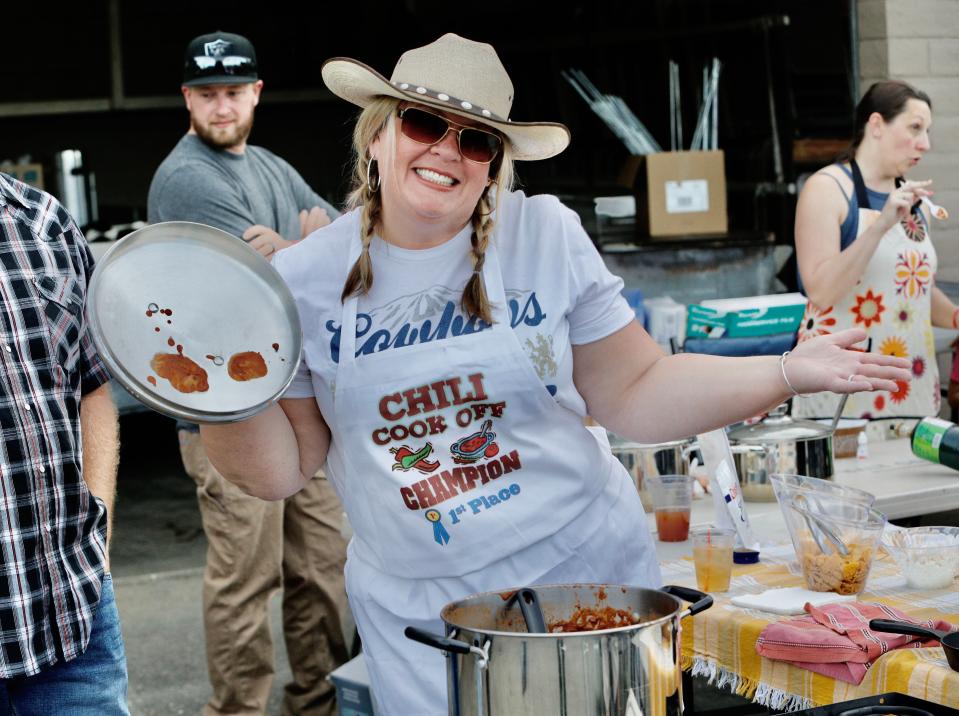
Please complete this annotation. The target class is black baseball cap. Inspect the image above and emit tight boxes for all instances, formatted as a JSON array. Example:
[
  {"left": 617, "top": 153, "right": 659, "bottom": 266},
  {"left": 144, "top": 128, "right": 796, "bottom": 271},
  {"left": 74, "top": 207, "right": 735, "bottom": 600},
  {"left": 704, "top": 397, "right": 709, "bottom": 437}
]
[{"left": 182, "top": 31, "right": 258, "bottom": 86}]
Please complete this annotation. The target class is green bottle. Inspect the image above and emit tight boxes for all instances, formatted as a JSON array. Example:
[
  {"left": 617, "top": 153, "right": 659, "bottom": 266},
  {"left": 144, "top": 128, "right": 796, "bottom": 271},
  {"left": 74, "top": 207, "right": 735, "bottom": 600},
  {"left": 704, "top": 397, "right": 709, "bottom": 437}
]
[{"left": 911, "top": 417, "right": 959, "bottom": 471}]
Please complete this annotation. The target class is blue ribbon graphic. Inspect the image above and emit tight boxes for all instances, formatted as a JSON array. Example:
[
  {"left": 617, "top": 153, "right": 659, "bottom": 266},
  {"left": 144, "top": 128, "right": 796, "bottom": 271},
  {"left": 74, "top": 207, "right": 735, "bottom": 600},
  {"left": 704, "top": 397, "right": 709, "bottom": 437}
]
[{"left": 425, "top": 510, "right": 450, "bottom": 546}]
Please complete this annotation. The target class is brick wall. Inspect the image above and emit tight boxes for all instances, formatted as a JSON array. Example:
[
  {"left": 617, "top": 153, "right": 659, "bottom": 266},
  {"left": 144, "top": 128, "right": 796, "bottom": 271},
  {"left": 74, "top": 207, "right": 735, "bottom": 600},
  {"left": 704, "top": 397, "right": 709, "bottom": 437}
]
[{"left": 859, "top": 0, "right": 959, "bottom": 279}]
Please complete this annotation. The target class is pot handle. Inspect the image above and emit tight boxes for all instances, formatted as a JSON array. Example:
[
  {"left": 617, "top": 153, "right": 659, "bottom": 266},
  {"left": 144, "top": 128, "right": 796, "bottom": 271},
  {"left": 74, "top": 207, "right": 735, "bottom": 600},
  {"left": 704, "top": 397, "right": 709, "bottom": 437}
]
[
  {"left": 404, "top": 626, "right": 474, "bottom": 655},
  {"left": 661, "top": 585, "right": 713, "bottom": 617},
  {"left": 407, "top": 627, "right": 490, "bottom": 716},
  {"left": 869, "top": 619, "right": 948, "bottom": 642}
]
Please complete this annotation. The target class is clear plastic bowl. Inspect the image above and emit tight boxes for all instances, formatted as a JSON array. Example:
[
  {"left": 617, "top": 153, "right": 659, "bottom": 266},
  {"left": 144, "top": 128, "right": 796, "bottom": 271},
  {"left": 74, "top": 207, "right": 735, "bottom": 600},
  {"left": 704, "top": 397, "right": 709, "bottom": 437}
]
[
  {"left": 770, "top": 473, "right": 876, "bottom": 509},
  {"left": 883, "top": 526, "right": 959, "bottom": 589},
  {"left": 778, "top": 495, "right": 886, "bottom": 595}
]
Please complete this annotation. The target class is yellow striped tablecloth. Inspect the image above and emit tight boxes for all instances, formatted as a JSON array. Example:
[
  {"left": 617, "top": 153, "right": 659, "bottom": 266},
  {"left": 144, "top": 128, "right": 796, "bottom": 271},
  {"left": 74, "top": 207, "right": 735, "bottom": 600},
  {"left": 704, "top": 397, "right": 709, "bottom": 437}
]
[{"left": 662, "top": 542, "right": 959, "bottom": 711}]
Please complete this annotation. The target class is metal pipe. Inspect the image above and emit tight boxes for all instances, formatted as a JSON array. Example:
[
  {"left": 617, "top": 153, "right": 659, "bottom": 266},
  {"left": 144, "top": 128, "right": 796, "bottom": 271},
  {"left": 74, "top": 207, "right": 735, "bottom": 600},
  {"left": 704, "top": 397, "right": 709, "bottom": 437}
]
[
  {"left": 761, "top": 16, "right": 786, "bottom": 184},
  {"left": 849, "top": 0, "right": 860, "bottom": 103},
  {"left": 711, "top": 59, "right": 720, "bottom": 150}
]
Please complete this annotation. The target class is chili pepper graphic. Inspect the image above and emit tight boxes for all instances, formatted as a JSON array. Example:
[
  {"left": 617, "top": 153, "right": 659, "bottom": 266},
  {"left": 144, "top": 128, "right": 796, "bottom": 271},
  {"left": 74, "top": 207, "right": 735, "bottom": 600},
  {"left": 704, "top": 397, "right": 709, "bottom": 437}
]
[{"left": 390, "top": 442, "right": 440, "bottom": 474}]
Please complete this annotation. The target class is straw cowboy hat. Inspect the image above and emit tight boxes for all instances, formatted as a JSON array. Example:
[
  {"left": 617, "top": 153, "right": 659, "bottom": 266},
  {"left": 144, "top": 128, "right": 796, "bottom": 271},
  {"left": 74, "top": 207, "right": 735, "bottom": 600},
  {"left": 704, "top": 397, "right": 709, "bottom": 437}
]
[{"left": 321, "top": 33, "right": 570, "bottom": 161}]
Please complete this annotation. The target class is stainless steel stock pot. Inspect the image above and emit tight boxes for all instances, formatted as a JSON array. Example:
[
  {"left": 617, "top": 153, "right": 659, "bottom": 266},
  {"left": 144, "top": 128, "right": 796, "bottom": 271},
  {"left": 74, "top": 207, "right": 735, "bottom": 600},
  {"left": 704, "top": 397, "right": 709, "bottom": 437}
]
[
  {"left": 406, "top": 583, "right": 712, "bottom": 716},
  {"left": 608, "top": 434, "right": 694, "bottom": 512},
  {"left": 727, "top": 405, "right": 834, "bottom": 502}
]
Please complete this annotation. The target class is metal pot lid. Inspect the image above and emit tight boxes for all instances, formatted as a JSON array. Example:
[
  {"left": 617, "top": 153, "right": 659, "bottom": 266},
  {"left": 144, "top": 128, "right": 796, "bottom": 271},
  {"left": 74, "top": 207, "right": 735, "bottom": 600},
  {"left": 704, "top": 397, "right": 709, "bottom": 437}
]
[
  {"left": 88, "top": 221, "right": 302, "bottom": 423},
  {"left": 727, "top": 403, "right": 833, "bottom": 443},
  {"left": 607, "top": 431, "right": 692, "bottom": 450}
]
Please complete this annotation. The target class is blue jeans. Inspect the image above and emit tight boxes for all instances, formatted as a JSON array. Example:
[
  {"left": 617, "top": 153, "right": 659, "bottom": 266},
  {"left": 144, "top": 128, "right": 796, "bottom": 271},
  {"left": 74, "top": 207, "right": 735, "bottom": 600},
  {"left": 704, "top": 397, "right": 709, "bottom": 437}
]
[{"left": 0, "top": 574, "right": 130, "bottom": 715}]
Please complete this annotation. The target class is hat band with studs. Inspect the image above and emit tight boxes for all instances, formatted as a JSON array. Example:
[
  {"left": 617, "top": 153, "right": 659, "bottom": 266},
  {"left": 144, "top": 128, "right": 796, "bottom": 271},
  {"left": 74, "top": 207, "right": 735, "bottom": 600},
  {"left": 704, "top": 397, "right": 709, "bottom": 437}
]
[{"left": 390, "top": 80, "right": 506, "bottom": 122}]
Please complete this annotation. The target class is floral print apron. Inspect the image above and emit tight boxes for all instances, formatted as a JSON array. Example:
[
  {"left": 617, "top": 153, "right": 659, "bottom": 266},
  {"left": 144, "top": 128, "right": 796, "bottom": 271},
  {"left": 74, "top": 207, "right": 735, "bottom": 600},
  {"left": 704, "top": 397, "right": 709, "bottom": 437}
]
[{"left": 793, "top": 164, "right": 938, "bottom": 419}]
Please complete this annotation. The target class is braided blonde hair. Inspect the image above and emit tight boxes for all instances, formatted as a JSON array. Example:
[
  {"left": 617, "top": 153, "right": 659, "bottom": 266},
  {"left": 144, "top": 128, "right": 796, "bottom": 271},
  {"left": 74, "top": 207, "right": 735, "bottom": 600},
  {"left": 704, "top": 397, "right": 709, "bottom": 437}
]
[
  {"left": 341, "top": 98, "right": 397, "bottom": 302},
  {"left": 341, "top": 97, "right": 516, "bottom": 326}
]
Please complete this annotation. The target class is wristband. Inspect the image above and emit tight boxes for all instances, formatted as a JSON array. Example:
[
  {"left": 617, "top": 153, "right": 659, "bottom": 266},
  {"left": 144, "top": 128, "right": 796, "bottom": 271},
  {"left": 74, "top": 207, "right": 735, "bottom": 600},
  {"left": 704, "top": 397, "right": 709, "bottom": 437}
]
[{"left": 779, "top": 351, "right": 804, "bottom": 397}]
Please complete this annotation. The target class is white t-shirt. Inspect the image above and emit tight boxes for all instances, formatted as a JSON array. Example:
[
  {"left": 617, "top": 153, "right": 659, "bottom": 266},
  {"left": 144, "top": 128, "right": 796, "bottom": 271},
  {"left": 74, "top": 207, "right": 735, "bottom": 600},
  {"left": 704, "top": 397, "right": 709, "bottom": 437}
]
[{"left": 273, "top": 190, "right": 635, "bottom": 419}]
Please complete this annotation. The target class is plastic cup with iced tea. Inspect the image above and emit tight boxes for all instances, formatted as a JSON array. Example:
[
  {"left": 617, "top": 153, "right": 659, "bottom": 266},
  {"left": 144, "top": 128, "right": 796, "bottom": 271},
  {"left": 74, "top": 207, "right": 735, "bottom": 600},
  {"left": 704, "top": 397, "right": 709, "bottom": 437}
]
[
  {"left": 691, "top": 525, "right": 736, "bottom": 592},
  {"left": 646, "top": 474, "right": 692, "bottom": 542}
]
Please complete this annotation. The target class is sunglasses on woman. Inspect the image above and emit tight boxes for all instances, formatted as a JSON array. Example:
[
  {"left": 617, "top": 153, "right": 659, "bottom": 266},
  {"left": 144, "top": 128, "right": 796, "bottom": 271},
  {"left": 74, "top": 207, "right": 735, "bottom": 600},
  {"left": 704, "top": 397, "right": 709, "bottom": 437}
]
[{"left": 397, "top": 106, "right": 503, "bottom": 164}]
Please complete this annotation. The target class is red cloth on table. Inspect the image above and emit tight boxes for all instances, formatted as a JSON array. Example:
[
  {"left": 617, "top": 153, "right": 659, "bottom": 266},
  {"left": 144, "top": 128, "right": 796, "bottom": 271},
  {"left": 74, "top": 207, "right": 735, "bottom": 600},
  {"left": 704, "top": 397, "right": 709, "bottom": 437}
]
[{"left": 755, "top": 601, "right": 956, "bottom": 684}]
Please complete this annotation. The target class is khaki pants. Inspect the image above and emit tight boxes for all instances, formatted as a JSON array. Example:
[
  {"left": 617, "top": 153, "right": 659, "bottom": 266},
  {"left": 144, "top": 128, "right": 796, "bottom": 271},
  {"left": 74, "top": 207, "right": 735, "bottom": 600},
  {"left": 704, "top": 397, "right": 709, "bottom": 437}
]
[{"left": 179, "top": 430, "right": 350, "bottom": 716}]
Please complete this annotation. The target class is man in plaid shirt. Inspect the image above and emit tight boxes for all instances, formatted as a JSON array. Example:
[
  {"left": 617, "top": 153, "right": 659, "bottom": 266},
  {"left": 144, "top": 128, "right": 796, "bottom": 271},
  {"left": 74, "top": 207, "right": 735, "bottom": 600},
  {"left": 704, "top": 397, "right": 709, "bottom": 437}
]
[{"left": 0, "top": 172, "right": 127, "bottom": 714}]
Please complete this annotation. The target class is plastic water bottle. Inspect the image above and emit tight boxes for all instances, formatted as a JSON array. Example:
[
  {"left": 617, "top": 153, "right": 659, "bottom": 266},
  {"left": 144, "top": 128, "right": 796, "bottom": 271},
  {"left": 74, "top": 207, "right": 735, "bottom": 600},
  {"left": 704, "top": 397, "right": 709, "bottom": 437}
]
[{"left": 856, "top": 430, "right": 868, "bottom": 460}]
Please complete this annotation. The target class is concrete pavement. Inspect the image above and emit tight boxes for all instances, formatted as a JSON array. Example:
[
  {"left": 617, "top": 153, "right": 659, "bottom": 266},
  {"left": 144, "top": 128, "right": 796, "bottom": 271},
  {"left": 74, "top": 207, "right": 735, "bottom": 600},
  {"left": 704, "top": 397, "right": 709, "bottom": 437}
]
[
  {"left": 116, "top": 569, "right": 291, "bottom": 715},
  {"left": 111, "top": 412, "right": 292, "bottom": 715}
]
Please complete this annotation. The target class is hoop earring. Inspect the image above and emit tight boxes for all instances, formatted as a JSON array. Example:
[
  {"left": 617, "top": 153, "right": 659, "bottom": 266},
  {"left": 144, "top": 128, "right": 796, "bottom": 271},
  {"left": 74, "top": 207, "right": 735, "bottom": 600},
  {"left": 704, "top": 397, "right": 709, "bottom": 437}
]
[{"left": 367, "top": 157, "right": 381, "bottom": 193}]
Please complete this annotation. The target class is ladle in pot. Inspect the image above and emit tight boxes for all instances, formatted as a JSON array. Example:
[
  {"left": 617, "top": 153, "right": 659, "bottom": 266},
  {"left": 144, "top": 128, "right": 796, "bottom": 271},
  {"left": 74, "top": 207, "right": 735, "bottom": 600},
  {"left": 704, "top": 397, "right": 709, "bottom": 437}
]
[
  {"left": 791, "top": 494, "right": 850, "bottom": 556},
  {"left": 869, "top": 619, "right": 959, "bottom": 672},
  {"left": 505, "top": 587, "right": 548, "bottom": 633},
  {"left": 828, "top": 337, "right": 870, "bottom": 432},
  {"left": 830, "top": 394, "right": 849, "bottom": 432}
]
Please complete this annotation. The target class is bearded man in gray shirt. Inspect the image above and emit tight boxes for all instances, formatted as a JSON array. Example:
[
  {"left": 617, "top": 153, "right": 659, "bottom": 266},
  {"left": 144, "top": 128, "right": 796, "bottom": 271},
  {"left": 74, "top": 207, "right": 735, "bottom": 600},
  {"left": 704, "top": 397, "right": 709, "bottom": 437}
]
[{"left": 147, "top": 31, "right": 349, "bottom": 716}]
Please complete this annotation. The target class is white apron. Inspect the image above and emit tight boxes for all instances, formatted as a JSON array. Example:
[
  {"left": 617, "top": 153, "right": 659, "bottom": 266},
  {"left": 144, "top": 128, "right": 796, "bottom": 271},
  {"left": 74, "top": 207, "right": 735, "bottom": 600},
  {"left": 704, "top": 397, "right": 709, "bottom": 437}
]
[
  {"left": 794, "top": 167, "right": 938, "bottom": 420},
  {"left": 330, "top": 233, "right": 660, "bottom": 714}
]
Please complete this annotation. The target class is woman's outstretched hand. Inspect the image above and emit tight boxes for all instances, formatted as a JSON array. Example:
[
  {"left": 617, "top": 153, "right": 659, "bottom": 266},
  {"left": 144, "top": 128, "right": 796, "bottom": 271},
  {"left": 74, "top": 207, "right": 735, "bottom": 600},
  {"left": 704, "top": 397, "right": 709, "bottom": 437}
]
[{"left": 784, "top": 329, "right": 912, "bottom": 395}]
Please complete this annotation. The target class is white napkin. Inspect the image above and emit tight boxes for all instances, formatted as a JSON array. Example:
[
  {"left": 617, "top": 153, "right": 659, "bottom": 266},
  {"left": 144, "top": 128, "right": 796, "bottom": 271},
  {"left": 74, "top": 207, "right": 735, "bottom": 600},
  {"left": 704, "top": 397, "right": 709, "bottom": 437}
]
[{"left": 730, "top": 587, "right": 857, "bottom": 615}]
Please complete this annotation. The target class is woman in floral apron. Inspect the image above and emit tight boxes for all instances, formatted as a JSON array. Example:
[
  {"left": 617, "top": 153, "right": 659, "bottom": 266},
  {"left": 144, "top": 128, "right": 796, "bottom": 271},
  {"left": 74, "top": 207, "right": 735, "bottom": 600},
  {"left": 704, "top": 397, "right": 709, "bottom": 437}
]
[
  {"left": 199, "top": 36, "right": 910, "bottom": 714},
  {"left": 794, "top": 80, "right": 957, "bottom": 420}
]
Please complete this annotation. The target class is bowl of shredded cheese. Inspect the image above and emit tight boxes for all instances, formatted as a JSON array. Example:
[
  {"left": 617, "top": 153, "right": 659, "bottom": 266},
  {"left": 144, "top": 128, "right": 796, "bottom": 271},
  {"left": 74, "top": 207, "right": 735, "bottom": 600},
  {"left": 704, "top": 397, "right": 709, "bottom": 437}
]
[{"left": 883, "top": 526, "right": 959, "bottom": 590}]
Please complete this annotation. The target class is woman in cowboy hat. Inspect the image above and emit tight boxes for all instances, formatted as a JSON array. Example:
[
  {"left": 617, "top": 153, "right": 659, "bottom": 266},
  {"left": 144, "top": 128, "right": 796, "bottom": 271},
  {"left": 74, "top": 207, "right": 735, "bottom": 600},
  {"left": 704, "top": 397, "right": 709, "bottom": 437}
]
[{"left": 200, "top": 34, "right": 910, "bottom": 713}]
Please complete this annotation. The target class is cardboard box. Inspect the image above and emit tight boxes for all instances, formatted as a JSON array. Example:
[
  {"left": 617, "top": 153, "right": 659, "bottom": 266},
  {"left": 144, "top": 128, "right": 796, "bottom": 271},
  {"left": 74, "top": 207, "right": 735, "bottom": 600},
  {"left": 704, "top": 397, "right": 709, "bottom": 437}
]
[
  {"left": 620, "top": 151, "right": 727, "bottom": 237},
  {"left": 687, "top": 293, "right": 806, "bottom": 339},
  {"left": 0, "top": 163, "right": 44, "bottom": 190},
  {"left": 329, "top": 654, "right": 377, "bottom": 716}
]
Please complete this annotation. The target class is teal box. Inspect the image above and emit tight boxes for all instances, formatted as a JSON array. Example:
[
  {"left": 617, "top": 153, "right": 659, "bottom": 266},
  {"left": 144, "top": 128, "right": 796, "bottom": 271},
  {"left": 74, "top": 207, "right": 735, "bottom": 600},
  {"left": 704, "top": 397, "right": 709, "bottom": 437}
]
[
  {"left": 724, "top": 304, "right": 805, "bottom": 337},
  {"left": 686, "top": 304, "right": 727, "bottom": 338}
]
